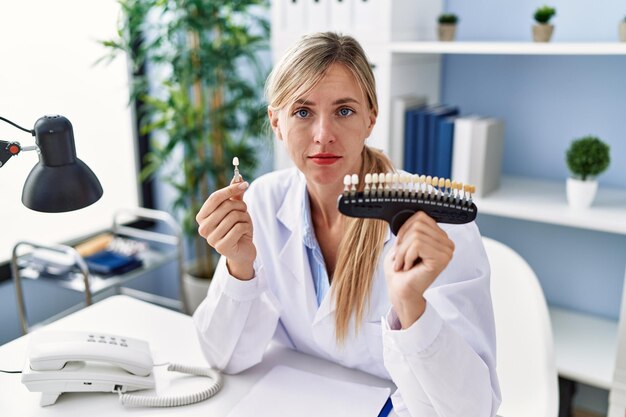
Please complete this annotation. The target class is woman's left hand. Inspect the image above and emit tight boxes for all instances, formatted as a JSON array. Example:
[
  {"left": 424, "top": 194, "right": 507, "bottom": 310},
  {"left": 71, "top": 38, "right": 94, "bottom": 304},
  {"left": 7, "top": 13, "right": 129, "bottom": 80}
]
[{"left": 384, "top": 211, "right": 455, "bottom": 329}]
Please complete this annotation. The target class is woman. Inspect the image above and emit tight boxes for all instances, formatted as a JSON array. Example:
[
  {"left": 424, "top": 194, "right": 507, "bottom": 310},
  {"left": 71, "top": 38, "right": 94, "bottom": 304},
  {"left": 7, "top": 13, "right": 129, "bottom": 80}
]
[{"left": 194, "top": 32, "right": 501, "bottom": 417}]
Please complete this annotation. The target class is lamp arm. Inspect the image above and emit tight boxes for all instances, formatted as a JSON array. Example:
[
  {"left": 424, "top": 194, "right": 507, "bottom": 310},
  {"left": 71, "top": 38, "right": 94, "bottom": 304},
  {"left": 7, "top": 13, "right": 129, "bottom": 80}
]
[
  {"left": 0, "top": 115, "right": 37, "bottom": 168},
  {"left": 0, "top": 140, "right": 39, "bottom": 168}
]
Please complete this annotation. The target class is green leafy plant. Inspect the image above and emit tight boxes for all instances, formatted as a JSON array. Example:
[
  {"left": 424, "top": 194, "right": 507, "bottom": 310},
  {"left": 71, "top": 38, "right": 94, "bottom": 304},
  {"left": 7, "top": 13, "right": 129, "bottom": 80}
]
[
  {"left": 534, "top": 5, "right": 556, "bottom": 24},
  {"left": 100, "top": 0, "right": 270, "bottom": 278},
  {"left": 566, "top": 136, "right": 610, "bottom": 181},
  {"left": 438, "top": 13, "right": 458, "bottom": 25}
]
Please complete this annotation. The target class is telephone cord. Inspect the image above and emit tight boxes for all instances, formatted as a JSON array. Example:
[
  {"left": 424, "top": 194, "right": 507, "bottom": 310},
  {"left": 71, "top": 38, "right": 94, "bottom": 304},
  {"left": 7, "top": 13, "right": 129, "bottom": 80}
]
[{"left": 116, "top": 363, "right": 222, "bottom": 407}]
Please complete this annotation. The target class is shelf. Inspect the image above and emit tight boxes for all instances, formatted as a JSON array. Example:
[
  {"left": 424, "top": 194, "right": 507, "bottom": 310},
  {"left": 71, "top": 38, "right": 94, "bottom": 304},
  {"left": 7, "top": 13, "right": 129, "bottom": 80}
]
[
  {"left": 18, "top": 247, "right": 177, "bottom": 295},
  {"left": 550, "top": 307, "right": 617, "bottom": 390},
  {"left": 475, "top": 176, "right": 626, "bottom": 235},
  {"left": 390, "top": 41, "right": 626, "bottom": 56}
]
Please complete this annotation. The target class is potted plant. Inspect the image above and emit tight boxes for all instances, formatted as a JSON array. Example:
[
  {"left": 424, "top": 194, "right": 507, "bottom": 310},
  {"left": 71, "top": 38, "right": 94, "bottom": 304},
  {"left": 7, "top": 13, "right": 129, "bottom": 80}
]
[
  {"left": 533, "top": 5, "right": 556, "bottom": 42},
  {"left": 438, "top": 13, "right": 459, "bottom": 42},
  {"left": 565, "top": 135, "right": 610, "bottom": 210},
  {"left": 620, "top": 16, "right": 626, "bottom": 42},
  {"left": 101, "top": 0, "right": 270, "bottom": 313}
]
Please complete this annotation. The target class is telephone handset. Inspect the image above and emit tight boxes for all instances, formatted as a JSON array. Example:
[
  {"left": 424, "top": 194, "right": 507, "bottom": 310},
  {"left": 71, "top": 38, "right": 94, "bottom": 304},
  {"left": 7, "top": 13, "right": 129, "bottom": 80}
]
[
  {"left": 21, "top": 331, "right": 222, "bottom": 407},
  {"left": 28, "top": 332, "right": 153, "bottom": 376}
]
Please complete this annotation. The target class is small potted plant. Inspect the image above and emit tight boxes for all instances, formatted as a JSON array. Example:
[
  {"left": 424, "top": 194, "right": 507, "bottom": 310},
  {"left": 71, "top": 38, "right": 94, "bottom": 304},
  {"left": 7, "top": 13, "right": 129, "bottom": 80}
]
[
  {"left": 533, "top": 5, "right": 556, "bottom": 42},
  {"left": 438, "top": 13, "right": 459, "bottom": 42},
  {"left": 565, "top": 135, "right": 610, "bottom": 210},
  {"left": 620, "top": 16, "right": 626, "bottom": 42}
]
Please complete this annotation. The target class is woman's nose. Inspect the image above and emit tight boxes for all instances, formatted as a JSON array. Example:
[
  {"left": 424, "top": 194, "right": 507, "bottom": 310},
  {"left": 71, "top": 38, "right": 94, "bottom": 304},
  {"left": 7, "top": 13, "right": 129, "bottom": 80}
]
[{"left": 313, "top": 115, "right": 336, "bottom": 144}]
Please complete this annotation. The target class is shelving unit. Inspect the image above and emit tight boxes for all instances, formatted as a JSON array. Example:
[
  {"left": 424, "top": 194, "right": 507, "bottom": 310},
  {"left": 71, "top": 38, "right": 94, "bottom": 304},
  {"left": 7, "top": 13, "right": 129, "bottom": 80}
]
[
  {"left": 395, "top": 41, "right": 626, "bottom": 398},
  {"left": 270, "top": 0, "right": 626, "bottom": 406},
  {"left": 386, "top": 28, "right": 626, "bottom": 403},
  {"left": 11, "top": 207, "right": 187, "bottom": 334}
]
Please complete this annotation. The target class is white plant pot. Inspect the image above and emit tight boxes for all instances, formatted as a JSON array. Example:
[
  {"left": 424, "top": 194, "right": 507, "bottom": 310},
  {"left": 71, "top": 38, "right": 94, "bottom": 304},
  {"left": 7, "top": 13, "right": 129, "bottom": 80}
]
[
  {"left": 620, "top": 21, "right": 626, "bottom": 42},
  {"left": 566, "top": 177, "right": 598, "bottom": 210},
  {"left": 183, "top": 270, "right": 211, "bottom": 314}
]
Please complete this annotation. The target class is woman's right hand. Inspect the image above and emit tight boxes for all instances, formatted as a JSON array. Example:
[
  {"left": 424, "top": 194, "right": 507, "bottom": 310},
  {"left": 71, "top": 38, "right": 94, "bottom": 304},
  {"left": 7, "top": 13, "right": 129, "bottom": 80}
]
[{"left": 196, "top": 180, "right": 256, "bottom": 280}]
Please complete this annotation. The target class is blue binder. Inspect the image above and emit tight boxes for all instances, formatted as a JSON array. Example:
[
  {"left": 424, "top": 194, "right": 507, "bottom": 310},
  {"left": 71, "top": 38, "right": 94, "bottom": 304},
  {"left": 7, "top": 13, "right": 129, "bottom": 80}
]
[
  {"left": 435, "top": 115, "right": 458, "bottom": 178},
  {"left": 416, "top": 104, "right": 451, "bottom": 175},
  {"left": 426, "top": 106, "right": 459, "bottom": 176}
]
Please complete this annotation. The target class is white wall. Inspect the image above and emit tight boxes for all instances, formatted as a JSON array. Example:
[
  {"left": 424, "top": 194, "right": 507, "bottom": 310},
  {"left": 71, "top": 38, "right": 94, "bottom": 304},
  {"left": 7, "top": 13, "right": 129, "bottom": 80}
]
[{"left": 0, "top": 0, "right": 139, "bottom": 261}]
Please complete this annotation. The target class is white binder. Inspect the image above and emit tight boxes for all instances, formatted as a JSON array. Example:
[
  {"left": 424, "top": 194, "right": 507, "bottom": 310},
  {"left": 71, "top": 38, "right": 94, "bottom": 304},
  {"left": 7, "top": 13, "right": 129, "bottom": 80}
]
[
  {"left": 329, "top": 0, "right": 353, "bottom": 32},
  {"left": 352, "top": 0, "right": 382, "bottom": 38},
  {"left": 306, "top": 0, "right": 331, "bottom": 32},
  {"left": 282, "top": 0, "right": 308, "bottom": 35}
]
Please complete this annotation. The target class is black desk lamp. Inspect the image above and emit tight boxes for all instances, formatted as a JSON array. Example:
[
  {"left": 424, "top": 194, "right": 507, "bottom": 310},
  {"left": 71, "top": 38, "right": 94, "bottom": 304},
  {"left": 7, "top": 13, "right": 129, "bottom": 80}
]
[{"left": 0, "top": 115, "right": 103, "bottom": 212}]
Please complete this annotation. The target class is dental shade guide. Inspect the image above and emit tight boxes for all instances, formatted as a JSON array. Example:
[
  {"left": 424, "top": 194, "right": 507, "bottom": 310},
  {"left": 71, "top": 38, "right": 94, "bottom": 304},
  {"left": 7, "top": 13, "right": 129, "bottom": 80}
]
[{"left": 337, "top": 172, "right": 478, "bottom": 235}]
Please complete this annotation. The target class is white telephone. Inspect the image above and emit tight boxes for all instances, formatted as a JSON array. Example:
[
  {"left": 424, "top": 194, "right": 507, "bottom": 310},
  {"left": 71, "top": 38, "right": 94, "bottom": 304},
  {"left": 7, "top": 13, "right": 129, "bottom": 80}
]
[{"left": 21, "top": 331, "right": 222, "bottom": 407}]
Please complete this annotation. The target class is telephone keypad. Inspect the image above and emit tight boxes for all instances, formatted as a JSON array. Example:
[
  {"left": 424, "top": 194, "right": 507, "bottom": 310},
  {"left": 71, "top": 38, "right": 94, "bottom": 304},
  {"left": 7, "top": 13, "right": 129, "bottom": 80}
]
[{"left": 85, "top": 334, "right": 129, "bottom": 347}]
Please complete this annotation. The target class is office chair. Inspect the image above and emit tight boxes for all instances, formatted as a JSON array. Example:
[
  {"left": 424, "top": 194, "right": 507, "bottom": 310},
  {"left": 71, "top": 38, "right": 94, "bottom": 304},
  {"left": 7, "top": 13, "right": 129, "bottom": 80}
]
[{"left": 483, "top": 237, "right": 559, "bottom": 417}]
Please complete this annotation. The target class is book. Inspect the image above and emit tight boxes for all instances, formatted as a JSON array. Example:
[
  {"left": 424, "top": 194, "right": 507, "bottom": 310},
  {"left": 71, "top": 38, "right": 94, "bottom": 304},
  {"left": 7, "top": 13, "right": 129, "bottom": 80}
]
[
  {"left": 451, "top": 116, "right": 481, "bottom": 184},
  {"left": 403, "top": 107, "right": 417, "bottom": 172},
  {"left": 434, "top": 115, "right": 458, "bottom": 179},
  {"left": 451, "top": 116, "right": 505, "bottom": 197},
  {"left": 471, "top": 118, "right": 505, "bottom": 198},
  {"left": 84, "top": 250, "right": 143, "bottom": 276},
  {"left": 426, "top": 106, "right": 459, "bottom": 176},
  {"left": 412, "top": 104, "right": 445, "bottom": 174},
  {"left": 391, "top": 95, "right": 427, "bottom": 169},
  {"left": 403, "top": 105, "right": 434, "bottom": 173}
]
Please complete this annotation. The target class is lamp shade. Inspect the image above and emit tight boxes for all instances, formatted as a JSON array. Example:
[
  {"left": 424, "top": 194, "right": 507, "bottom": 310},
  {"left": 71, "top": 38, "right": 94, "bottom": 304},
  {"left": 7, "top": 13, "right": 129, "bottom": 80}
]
[{"left": 21, "top": 115, "right": 103, "bottom": 213}]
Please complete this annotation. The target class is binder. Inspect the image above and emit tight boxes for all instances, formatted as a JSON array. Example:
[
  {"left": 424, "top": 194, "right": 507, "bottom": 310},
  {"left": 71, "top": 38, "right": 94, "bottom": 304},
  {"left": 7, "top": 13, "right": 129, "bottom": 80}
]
[
  {"left": 403, "top": 107, "right": 417, "bottom": 173},
  {"left": 426, "top": 106, "right": 459, "bottom": 176},
  {"left": 435, "top": 116, "right": 458, "bottom": 179},
  {"left": 471, "top": 118, "right": 505, "bottom": 198},
  {"left": 414, "top": 105, "right": 445, "bottom": 175},
  {"left": 450, "top": 116, "right": 504, "bottom": 197},
  {"left": 391, "top": 95, "right": 427, "bottom": 169},
  {"left": 329, "top": 0, "right": 353, "bottom": 32},
  {"left": 283, "top": 0, "right": 307, "bottom": 35},
  {"left": 451, "top": 116, "right": 481, "bottom": 185},
  {"left": 353, "top": 0, "right": 382, "bottom": 38},
  {"left": 306, "top": 0, "right": 330, "bottom": 32}
]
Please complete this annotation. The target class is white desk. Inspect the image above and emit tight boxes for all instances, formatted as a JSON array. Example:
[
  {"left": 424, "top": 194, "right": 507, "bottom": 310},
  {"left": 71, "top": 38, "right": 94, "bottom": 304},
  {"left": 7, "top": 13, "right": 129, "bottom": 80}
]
[{"left": 0, "top": 295, "right": 397, "bottom": 416}]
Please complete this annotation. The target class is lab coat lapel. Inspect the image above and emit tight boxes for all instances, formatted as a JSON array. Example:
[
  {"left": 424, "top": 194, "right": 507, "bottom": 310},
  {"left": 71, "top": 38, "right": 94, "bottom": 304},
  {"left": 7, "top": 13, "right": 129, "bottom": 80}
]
[
  {"left": 276, "top": 172, "right": 319, "bottom": 318},
  {"left": 312, "top": 285, "right": 336, "bottom": 325}
]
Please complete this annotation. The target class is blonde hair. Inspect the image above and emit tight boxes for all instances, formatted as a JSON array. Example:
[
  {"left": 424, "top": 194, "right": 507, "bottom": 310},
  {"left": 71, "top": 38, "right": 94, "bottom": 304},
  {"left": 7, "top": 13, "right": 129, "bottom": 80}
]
[{"left": 265, "top": 32, "right": 394, "bottom": 344}]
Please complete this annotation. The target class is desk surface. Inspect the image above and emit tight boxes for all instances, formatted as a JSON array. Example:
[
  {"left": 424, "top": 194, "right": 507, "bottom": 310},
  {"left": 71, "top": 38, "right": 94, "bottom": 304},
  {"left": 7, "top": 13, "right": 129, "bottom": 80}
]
[{"left": 0, "top": 295, "right": 397, "bottom": 416}]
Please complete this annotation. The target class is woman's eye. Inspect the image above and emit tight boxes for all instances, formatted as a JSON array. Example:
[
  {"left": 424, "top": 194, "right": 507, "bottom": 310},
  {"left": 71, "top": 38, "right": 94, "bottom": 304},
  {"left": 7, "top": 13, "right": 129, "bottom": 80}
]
[
  {"left": 295, "top": 109, "right": 309, "bottom": 118},
  {"left": 338, "top": 107, "right": 353, "bottom": 117}
]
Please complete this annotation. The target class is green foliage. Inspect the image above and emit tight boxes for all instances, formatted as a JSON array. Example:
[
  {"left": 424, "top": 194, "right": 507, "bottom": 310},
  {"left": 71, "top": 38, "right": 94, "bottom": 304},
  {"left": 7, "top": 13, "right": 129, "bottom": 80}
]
[
  {"left": 101, "top": 0, "right": 270, "bottom": 277},
  {"left": 438, "top": 13, "right": 458, "bottom": 24},
  {"left": 534, "top": 5, "right": 556, "bottom": 24},
  {"left": 566, "top": 136, "right": 610, "bottom": 181}
]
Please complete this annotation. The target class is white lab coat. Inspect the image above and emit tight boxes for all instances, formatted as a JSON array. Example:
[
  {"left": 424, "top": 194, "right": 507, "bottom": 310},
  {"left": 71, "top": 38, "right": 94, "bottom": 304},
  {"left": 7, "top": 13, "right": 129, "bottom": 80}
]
[{"left": 193, "top": 168, "right": 501, "bottom": 417}]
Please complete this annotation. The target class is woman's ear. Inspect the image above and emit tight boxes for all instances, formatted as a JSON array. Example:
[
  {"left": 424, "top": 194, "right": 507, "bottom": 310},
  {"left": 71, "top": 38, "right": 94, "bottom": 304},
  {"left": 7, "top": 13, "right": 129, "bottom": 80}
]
[
  {"left": 268, "top": 108, "right": 283, "bottom": 141},
  {"left": 365, "top": 109, "right": 377, "bottom": 137}
]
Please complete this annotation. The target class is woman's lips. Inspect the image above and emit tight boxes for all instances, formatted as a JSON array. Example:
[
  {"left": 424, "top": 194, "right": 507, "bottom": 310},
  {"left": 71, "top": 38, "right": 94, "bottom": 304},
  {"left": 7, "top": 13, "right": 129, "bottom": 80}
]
[{"left": 309, "top": 154, "right": 341, "bottom": 165}]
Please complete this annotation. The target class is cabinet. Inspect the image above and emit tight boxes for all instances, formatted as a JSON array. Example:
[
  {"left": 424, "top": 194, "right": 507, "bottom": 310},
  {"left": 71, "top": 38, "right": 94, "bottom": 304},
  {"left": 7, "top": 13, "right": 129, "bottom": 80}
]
[
  {"left": 11, "top": 207, "right": 187, "bottom": 334},
  {"left": 271, "top": 0, "right": 626, "bottom": 406}
]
